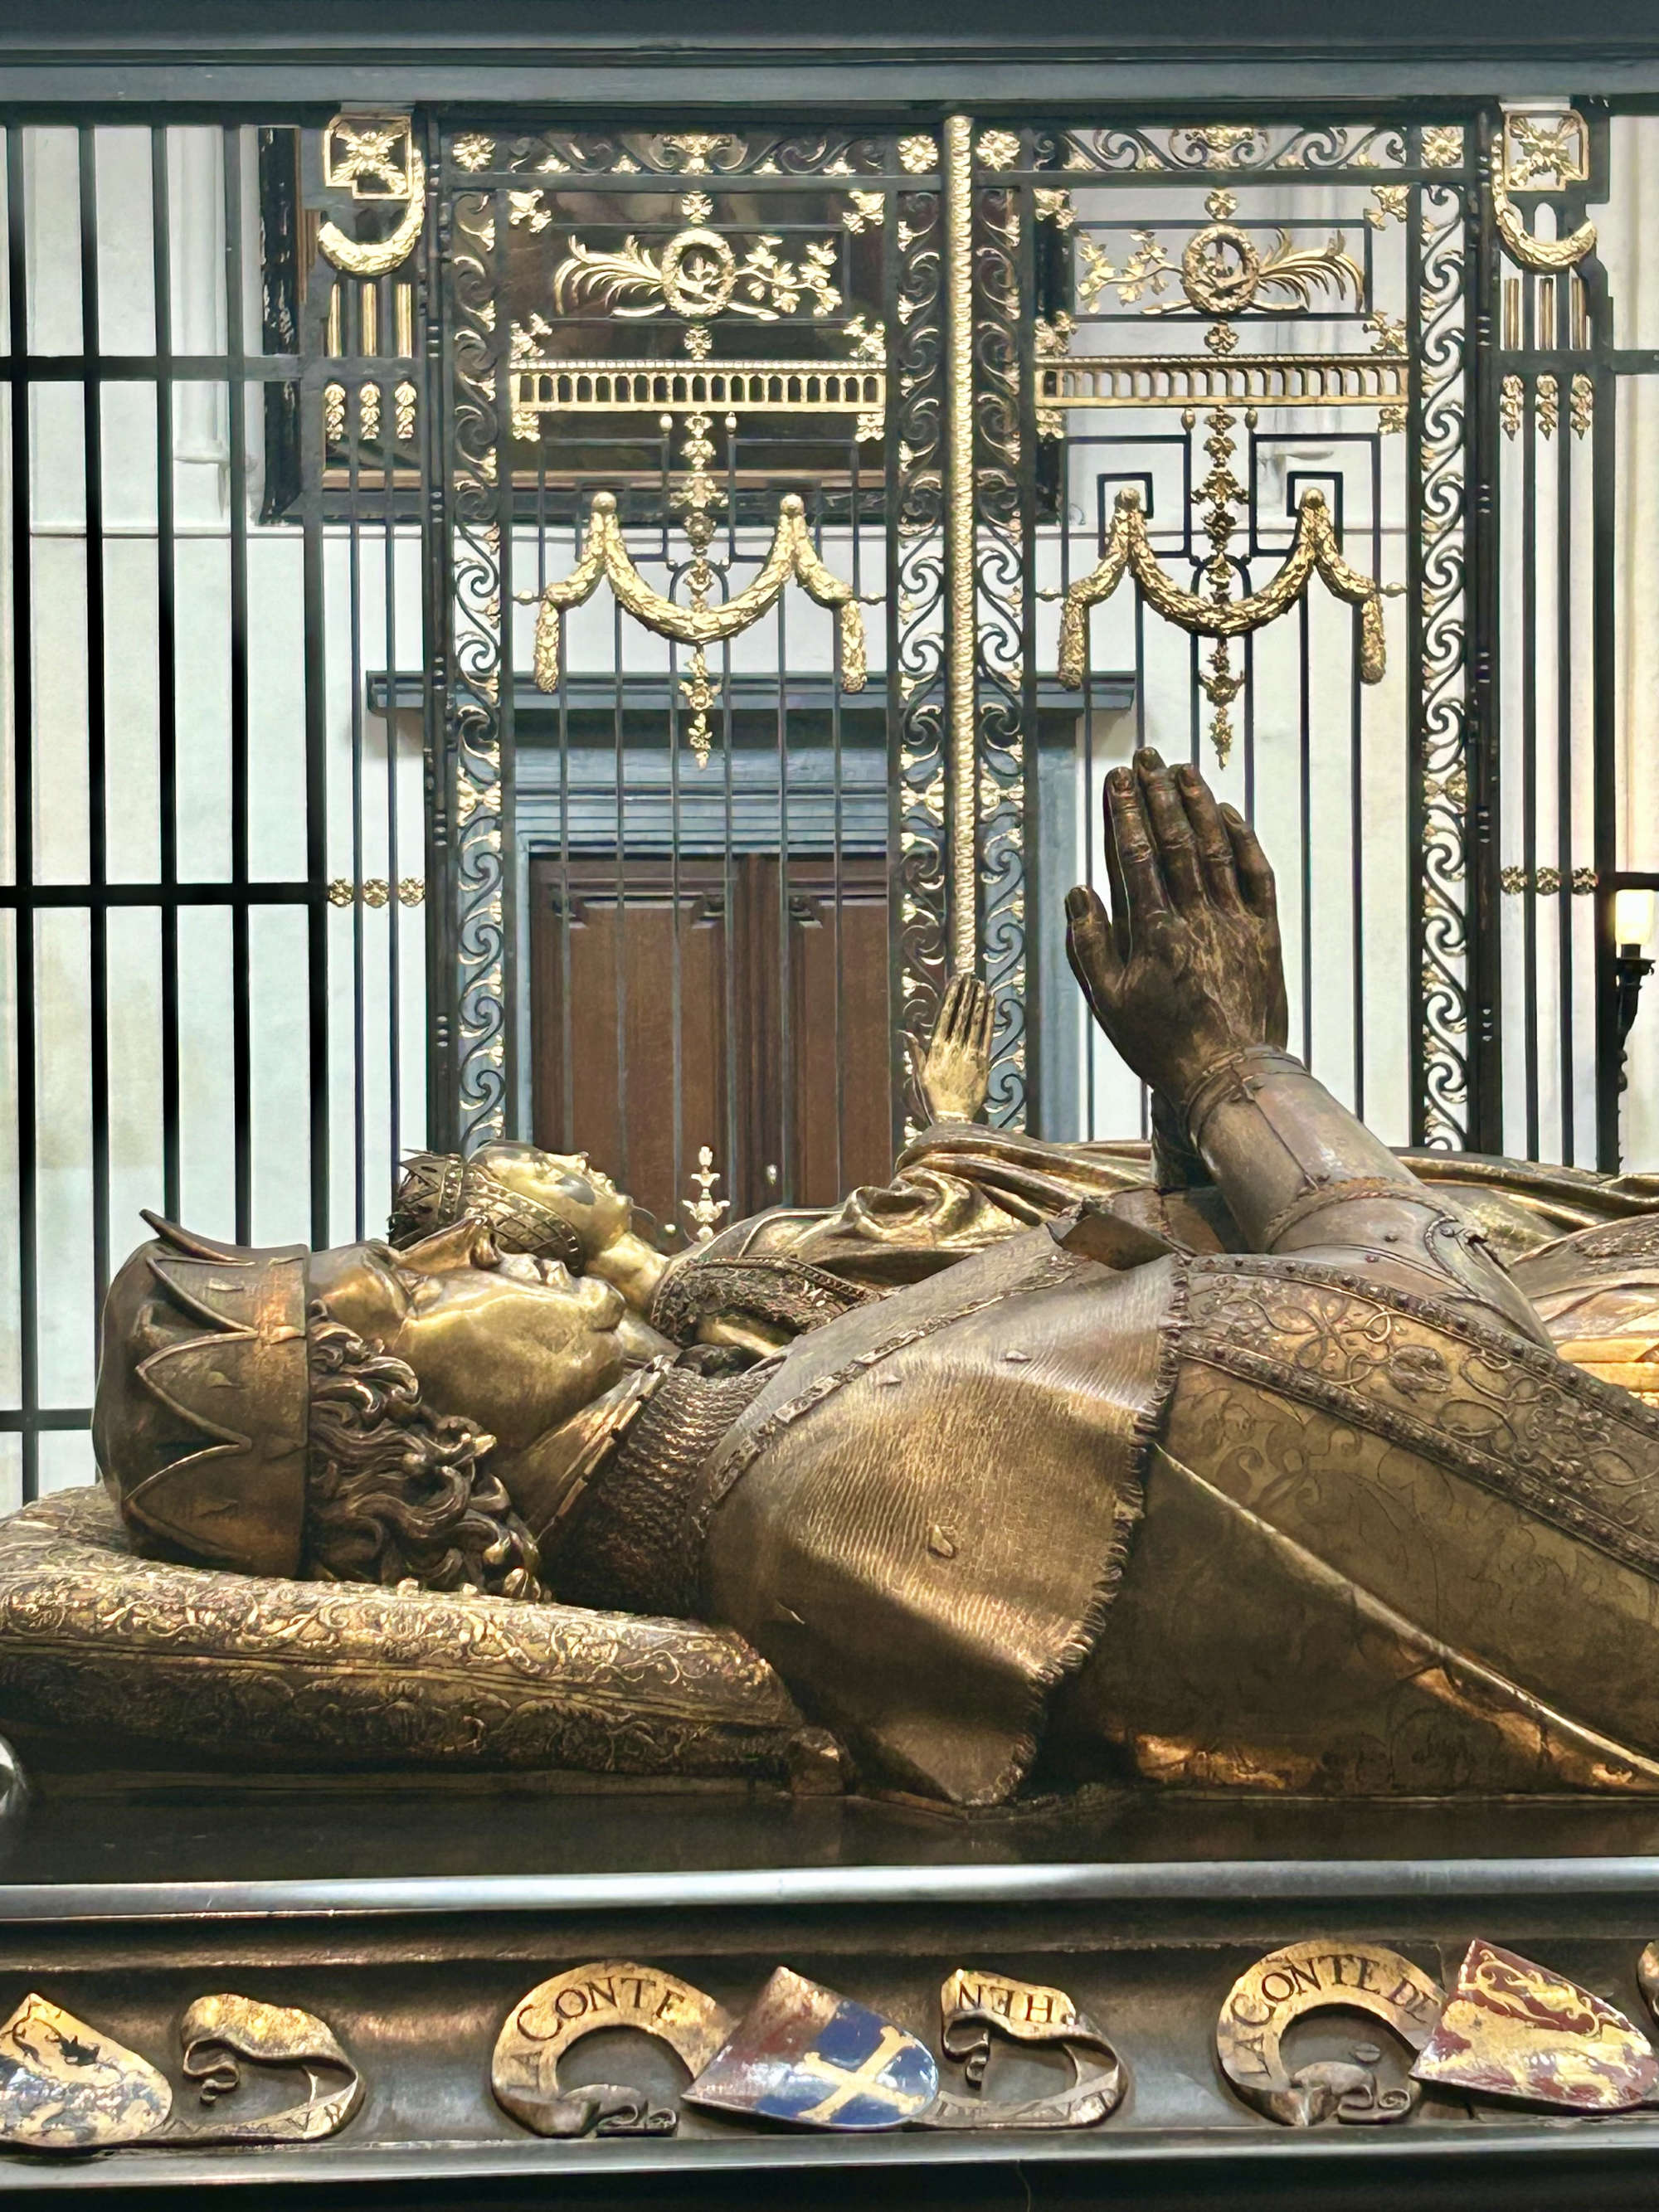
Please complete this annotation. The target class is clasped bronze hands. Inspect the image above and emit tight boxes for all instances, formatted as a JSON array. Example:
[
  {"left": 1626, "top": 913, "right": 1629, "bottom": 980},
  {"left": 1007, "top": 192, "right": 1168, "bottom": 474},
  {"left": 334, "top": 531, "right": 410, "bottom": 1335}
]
[{"left": 1064, "top": 746, "right": 1290, "bottom": 1130}]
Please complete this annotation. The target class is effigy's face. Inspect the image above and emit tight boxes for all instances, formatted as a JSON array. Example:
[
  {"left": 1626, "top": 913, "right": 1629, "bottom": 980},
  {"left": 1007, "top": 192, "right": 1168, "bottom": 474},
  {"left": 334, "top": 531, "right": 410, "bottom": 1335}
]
[
  {"left": 471, "top": 1140, "right": 635, "bottom": 1260},
  {"left": 309, "top": 1219, "right": 631, "bottom": 1452}
]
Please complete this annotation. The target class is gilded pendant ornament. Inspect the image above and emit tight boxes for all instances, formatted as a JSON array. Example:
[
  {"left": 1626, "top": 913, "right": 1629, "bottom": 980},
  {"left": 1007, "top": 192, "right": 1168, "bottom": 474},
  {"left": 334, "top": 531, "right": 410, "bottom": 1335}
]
[
  {"left": 529, "top": 488, "right": 867, "bottom": 767},
  {"left": 1058, "top": 484, "right": 1388, "bottom": 763},
  {"left": 684, "top": 1145, "right": 731, "bottom": 1240}
]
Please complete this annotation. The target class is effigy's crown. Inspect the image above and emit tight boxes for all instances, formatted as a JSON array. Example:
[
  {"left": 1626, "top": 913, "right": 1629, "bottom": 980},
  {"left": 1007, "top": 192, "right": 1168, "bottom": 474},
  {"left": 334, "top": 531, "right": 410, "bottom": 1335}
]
[
  {"left": 94, "top": 1213, "right": 309, "bottom": 1578},
  {"left": 390, "top": 1150, "right": 584, "bottom": 1270}
]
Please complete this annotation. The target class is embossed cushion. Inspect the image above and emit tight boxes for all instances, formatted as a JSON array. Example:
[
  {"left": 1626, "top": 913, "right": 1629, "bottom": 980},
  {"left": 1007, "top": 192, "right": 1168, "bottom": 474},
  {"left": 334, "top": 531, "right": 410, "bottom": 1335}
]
[{"left": 0, "top": 1485, "right": 806, "bottom": 1780}]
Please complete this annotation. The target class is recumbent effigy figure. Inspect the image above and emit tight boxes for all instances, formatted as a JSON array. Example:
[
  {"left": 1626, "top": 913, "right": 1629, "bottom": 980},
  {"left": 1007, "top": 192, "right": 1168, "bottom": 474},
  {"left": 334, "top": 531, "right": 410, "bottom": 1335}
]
[{"left": 11, "top": 749, "right": 1659, "bottom": 1806}]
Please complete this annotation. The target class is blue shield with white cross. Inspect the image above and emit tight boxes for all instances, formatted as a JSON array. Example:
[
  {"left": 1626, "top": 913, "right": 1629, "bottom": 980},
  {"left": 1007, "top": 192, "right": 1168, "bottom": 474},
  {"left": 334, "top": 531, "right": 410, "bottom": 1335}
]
[{"left": 684, "top": 1966, "right": 938, "bottom": 2131}]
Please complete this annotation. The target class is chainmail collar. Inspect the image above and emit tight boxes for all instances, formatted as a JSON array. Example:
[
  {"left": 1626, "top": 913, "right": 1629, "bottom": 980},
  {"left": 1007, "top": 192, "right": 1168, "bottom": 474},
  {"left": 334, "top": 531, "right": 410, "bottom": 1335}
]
[{"left": 547, "top": 1351, "right": 779, "bottom": 1617}]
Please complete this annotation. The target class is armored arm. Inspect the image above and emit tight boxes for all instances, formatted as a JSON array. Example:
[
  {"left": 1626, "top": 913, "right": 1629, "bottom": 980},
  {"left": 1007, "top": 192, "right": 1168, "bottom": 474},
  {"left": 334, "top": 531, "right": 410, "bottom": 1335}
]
[{"left": 1065, "top": 751, "right": 1547, "bottom": 1342}]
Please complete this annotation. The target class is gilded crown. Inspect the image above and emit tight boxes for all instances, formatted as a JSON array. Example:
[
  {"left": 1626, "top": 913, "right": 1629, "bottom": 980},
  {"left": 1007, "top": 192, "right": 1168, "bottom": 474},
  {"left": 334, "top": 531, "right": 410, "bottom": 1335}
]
[
  {"left": 390, "top": 1151, "right": 585, "bottom": 1271},
  {"left": 93, "top": 1214, "right": 310, "bottom": 1578}
]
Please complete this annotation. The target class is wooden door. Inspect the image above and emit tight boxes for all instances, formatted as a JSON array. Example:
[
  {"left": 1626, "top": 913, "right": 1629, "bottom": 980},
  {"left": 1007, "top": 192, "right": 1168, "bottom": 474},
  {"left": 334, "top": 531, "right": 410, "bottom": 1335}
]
[{"left": 530, "top": 853, "right": 891, "bottom": 1245}]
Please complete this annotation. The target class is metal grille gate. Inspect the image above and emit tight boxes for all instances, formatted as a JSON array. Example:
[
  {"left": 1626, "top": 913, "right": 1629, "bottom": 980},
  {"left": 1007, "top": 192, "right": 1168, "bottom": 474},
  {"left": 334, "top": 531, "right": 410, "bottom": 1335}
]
[{"left": 0, "top": 95, "right": 1644, "bottom": 1505}]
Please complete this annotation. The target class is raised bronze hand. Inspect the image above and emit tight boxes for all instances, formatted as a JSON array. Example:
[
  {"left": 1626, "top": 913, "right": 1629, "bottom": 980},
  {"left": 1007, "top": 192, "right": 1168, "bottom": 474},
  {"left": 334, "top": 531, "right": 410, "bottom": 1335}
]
[
  {"left": 1064, "top": 748, "right": 1289, "bottom": 1111},
  {"left": 907, "top": 972, "right": 995, "bottom": 1125}
]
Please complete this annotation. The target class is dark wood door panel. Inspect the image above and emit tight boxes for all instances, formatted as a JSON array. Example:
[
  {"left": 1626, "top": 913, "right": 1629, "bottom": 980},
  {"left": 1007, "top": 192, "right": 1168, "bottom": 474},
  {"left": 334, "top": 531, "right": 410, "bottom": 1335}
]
[
  {"left": 785, "top": 860, "right": 892, "bottom": 1207},
  {"left": 532, "top": 858, "right": 729, "bottom": 1242},
  {"left": 531, "top": 851, "right": 890, "bottom": 1244}
]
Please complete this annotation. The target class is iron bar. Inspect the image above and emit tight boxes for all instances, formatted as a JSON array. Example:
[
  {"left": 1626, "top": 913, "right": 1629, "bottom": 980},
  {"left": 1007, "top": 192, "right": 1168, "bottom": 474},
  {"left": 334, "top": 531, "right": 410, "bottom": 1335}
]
[
  {"left": 382, "top": 285, "right": 403, "bottom": 1194},
  {"left": 1556, "top": 365, "right": 1575, "bottom": 1164},
  {"left": 7, "top": 128, "right": 38, "bottom": 1503},
  {"left": 1469, "top": 107, "right": 1506, "bottom": 1154},
  {"left": 1522, "top": 376, "right": 1540, "bottom": 1161},
  {"left": 348, "top": 352, "right": 367, "bottom": 1240},
  {"left": 78, "top": 125, "right": 109, "bottom": 1325},
  {"left": 223, "top": 123, "right": 252, "bottom": 1242},
  {"left": 300, "top": 301, "right": 330, "bottom": 1250},
  {"left": 943, "top": 110, "right": 975, "bottom": 980},
  {"left": 151, "top": 124, "right": 180, "bottom": 1223}
]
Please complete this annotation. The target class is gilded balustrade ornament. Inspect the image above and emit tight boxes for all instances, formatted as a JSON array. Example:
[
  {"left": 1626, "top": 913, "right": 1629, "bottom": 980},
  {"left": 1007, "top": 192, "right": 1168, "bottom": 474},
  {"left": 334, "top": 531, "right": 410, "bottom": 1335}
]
[{"left": 12, "top": 756, "right": 1659, "bottom": 1814}]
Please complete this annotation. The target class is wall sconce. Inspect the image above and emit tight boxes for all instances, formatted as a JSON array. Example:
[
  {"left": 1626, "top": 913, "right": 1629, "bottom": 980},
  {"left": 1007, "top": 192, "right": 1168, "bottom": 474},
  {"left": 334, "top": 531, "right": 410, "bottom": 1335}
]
[{"left": 1614, "top": 886, "right": 1657, "bottom": 1093}]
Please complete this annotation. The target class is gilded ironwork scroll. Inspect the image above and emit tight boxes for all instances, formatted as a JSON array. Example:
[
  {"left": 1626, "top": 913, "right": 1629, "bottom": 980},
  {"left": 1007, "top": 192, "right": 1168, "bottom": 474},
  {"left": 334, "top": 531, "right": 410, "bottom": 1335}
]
[
  {"left": 446, "top": 158, "right": 512, "bottom": 1148},
  {"left": 507, "top": 153, "right": 883, "bottom": 771},
  {"left": 944, "top": 117, "right": 978, "bottom": 984},
  {"left": 1036, "top": 141, "right": 1399, "bottom": 769},
  {"left": 970, "top": 122, "right": 1031, "bottom": 1127},
  {"left": 437, "top": 124, "right": 931, "bottom": 1164},
  {"left": 893, "top": 139, "right": 951, "bottom": 1138},
  {"left": 1014, "top": 114, "right": 1477, "bottom": 1146},
  {"left": 1415, "top": 131, "right": 1475, "bottom": 1147}
]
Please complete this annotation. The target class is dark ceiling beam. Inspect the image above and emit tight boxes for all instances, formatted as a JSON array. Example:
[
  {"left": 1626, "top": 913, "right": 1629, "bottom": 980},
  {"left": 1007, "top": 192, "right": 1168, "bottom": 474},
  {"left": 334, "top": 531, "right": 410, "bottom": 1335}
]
[{"left": 2, "top": 0, "right": 1659, "bottom": 104}]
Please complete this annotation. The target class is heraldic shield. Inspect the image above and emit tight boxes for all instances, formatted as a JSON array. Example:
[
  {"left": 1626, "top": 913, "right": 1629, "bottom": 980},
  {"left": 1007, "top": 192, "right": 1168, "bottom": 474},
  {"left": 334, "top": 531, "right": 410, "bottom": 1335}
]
[{"left": 685, "top": 1967, "right": 938, "bottom": 2131}]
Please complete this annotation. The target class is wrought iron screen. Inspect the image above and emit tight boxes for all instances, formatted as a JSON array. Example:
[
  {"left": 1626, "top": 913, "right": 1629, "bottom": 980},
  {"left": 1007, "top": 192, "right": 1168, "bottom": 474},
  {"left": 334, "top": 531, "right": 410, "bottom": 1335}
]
[
  {"left": 428, "top": 123, "right": 944, "bottom": 1242},
  {"left": 0, "top": 120, "right": 431, "bottom": 1504},
  {"left": 0, "top": 93, "right": 1647, "bottom": 1508},
  {"left": 972, "top": 117, "right": 1465, "bottom": 1145}
]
